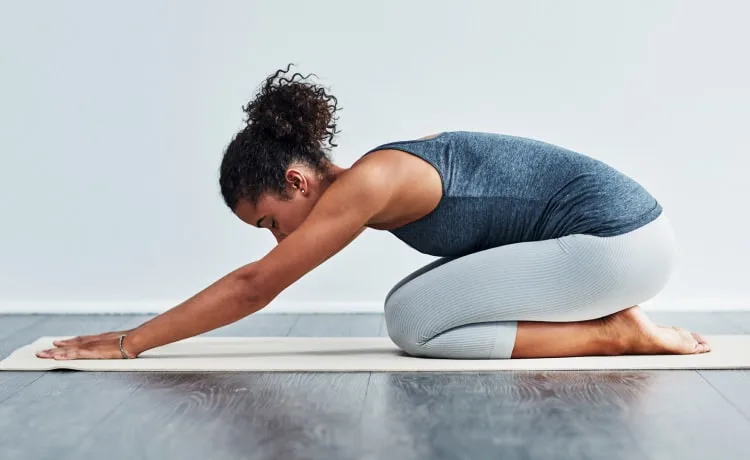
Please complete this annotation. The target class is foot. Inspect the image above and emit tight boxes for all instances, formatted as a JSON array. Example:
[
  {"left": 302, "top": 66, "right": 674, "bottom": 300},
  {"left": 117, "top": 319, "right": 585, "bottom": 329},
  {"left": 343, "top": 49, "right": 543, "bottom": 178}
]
[{"left": 599, "top": 305, "right": 711, "bottom": 355}]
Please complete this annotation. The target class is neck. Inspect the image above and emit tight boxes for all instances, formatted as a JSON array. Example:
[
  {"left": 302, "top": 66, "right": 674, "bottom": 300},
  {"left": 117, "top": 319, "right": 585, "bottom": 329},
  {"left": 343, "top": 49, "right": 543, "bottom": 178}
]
[
  {"left": 314, "top": 162, "right": 348, "bottom": 196},
  {"left": 329, "top": 163, "right": 348, "bottom": 179}
]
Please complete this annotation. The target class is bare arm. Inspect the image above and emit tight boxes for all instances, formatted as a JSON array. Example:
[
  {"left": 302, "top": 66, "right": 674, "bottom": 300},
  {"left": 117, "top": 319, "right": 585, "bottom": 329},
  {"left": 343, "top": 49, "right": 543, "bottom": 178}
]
[
  {"left": 123, "top": 159, "right": 392, "bottom": 356},
  {"left": 119, "top": 263, "right": 261, "bottom": 356}
]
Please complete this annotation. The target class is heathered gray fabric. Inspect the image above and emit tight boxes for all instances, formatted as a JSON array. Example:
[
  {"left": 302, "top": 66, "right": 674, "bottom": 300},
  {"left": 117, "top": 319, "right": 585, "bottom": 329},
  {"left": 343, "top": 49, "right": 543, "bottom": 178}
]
[
  {"left": 362, "top": 131, "right": 671, "bottom": 359},
  {"left": 362, "top": 131, "right": 663, "bottom": 258},
  {"left": 382, "top": 212, "right": 678, "bottom": 359}
]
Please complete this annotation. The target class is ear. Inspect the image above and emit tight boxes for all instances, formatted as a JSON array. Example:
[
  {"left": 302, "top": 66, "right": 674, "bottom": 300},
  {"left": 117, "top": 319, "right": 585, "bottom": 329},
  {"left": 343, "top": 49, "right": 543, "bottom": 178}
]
[{"left": 285, "top": 167, "right": 307, "bottom": 191}]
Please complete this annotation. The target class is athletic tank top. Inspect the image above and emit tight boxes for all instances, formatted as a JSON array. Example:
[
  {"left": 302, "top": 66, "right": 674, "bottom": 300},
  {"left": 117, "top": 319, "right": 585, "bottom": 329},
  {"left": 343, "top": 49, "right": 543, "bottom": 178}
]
[{"left": 361, "top": 131, "right": 663, "bottom": 258}]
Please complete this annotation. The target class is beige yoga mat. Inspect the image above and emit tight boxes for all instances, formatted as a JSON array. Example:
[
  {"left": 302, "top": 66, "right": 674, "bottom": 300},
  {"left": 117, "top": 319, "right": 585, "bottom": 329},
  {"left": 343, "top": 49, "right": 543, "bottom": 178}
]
[{"left": 1, "top": 335, "right": 749, "bottom": 372}]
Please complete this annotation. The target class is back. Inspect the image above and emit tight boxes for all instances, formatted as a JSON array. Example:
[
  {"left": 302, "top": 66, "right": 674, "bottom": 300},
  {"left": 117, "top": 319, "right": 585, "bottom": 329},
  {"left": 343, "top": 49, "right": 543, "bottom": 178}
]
[{"left": 362, "top": 131, "right": 662, "bottom": 258}]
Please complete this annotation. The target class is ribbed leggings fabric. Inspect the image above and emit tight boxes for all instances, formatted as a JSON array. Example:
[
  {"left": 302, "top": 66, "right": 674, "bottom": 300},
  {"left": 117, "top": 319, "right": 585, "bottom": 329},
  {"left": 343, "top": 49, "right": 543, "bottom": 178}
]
[{"left": 383, "top": 212, "right": 678, "bottom": 359}]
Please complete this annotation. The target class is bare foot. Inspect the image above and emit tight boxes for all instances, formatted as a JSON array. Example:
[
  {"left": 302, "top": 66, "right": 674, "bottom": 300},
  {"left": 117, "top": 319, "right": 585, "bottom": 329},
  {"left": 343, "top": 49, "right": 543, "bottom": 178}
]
[{"left": 600, "top": 305, "right": 711, "bottom": 355}]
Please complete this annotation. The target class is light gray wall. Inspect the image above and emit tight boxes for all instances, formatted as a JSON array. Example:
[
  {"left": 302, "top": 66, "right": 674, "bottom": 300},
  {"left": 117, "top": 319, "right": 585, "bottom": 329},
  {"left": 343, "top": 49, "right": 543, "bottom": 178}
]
[{"left": 1, "top": 0, "right": 748, "bottom": 313}]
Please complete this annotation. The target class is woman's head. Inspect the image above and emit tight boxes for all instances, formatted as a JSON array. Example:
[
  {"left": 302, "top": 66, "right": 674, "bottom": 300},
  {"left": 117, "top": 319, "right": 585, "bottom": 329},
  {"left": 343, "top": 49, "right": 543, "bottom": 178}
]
[{"left": 220, "top": 63, "right": 345, "bottom": 242}]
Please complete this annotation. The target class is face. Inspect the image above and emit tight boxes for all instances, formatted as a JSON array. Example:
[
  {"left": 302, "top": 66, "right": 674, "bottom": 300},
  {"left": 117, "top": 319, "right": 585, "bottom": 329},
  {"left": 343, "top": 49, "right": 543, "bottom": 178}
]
[{"left": 234, "top": 165, "right": 322, "bottom": 244}]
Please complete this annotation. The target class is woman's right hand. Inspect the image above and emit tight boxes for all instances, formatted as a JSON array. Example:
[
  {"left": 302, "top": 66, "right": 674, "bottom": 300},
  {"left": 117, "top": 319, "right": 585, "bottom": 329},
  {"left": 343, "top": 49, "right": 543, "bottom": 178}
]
[{"left": 52, "top": 330, "right": 134, "bottom": 347}]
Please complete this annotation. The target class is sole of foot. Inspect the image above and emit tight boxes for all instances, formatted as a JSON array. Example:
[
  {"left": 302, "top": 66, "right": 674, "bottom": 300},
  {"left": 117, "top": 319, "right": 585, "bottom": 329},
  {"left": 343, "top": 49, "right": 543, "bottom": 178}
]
[{"left": 601, "top": 305, "right": 711, "bottom": 355}]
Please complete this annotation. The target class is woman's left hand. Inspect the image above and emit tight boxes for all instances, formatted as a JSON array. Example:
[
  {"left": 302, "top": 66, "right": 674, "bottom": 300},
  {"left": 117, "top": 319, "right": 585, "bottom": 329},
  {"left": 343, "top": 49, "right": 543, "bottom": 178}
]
[{"left": 36, "top": 336, "right": 131, "bottom": 360}]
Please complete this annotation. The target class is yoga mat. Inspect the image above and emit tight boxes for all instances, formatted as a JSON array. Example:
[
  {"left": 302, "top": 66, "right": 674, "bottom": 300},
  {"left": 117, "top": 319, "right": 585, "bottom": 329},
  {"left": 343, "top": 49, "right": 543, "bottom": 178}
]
[{"left": 1, "top": 336, "right": 749, "bottom": 372}]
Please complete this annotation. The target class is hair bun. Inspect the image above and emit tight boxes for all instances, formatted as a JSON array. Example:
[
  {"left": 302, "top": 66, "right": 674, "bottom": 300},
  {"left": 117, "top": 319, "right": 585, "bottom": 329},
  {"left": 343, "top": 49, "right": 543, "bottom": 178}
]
[{"left": 243, "top": 63, "right": 341, "bottom": 153}]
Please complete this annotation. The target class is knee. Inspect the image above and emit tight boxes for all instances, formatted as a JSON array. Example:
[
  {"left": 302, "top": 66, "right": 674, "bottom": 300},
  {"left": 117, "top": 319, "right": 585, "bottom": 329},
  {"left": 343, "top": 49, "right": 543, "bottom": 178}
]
[{"left": 383, "top": 293, "right": 428, "bottom": 357}]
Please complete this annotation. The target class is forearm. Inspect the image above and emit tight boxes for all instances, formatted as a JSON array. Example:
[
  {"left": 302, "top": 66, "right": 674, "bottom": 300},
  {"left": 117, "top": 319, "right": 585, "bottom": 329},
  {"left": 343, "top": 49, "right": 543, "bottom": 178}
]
[{"left": 124, "top": 264, "right": 265, "bottom": 356}]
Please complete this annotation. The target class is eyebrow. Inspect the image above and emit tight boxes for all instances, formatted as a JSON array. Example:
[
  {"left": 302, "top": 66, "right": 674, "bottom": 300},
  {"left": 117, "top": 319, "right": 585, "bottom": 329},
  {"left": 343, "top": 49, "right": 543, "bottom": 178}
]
[{"left": 256, "top": 216, "right": 266, "bottom": 228}]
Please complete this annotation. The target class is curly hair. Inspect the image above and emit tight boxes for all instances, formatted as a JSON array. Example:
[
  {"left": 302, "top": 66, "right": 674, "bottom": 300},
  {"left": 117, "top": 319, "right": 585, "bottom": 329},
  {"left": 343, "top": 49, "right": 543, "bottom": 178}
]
[{"left": 219, "top": 63, "right": 342, "bottom": 211}]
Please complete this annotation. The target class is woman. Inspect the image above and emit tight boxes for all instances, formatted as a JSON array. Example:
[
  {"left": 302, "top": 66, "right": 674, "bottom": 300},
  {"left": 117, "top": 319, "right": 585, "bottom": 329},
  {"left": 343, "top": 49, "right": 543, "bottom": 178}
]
[{"left": 37, "top": 64, "right": 709, "bottom": 360}]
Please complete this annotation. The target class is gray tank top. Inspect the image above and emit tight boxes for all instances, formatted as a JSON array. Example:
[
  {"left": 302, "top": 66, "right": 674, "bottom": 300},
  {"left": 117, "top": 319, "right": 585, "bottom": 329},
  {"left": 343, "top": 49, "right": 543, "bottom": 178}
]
[{"left": 362, "top": 131, "right": 662, "bottom": 258}]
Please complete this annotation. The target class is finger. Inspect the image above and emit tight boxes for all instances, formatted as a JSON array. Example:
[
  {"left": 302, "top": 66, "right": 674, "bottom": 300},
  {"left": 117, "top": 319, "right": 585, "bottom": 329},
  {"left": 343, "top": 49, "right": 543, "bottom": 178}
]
[
  {"left": 52, "top": 344, "right": 120, "bottom": 360},
  {"left": 35, "top": 349, "right": 53, "bottom": 359},
  {"left": 35, "top": 347, "right": 67, "bottom": 359},
  {"left": 36, "top": 344, "right": 78, "bottom": 359},
  {"left": 53, "top": 332, "right": 112, "bottom": 346},
  {"left": 53, "top": 335, "right": 92, "bottom": 346},
  {"left": 53, "top": 349, "right": 79, "bottom": 360},
  {"left": 52, "top": 335, "right": 101, "bottom": 347},
  {"left": 53, "top": 338, "right": 77, "bottom": 346}
]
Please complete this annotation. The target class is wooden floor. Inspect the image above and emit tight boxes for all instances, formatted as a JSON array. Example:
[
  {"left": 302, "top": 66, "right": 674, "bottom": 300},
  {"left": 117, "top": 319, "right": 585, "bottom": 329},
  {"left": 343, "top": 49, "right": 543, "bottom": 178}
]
[{"left": 1, "top": 312, "right": 750, "bottom": 460}]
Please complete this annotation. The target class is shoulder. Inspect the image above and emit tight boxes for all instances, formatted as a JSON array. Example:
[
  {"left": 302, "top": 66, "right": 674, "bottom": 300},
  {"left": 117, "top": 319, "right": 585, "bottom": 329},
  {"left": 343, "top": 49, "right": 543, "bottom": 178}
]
[
  {"left": 352, "top": 132, "right": 444, "bottom": 167},
  {"left": 335, "top": 151, "right": 399, "bottom": 208}
]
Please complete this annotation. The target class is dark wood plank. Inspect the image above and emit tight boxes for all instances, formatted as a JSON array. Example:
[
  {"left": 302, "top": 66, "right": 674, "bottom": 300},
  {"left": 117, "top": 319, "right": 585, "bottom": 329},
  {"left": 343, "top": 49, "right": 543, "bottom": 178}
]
[
  {"left": 692, "top": 311, "right": 750, "bottom": 425},
  {"left": 114, "top": 313, "right": 301, "bottom": 337},
  {"left": 0, "top": 315, "right": 142, "bottom": 460},
  {"left": 622, "top": 370, "right": 750, "bottom": 459},
  {"left": 0, "top": 371, "right": 141, "bottom": 460},
  {"left": 0, "top": 313, "right": 302, "bottom": 460},
  {"left": 204, "top": 313, "right": 300, "bottom": 337},
  {"left": 0, "top": 315, "right": 134, "bottom": 404},
  {"left": 107, "top": 314, "right": 155, "bottom": 331},
  {"left": 3, "top": 312, "right": 750, "bottom": 460},
  {"left": 360, "top": 370, "right": 750, "bottom": 459},
  {"left": 718, "top": 312, "right": 750, "bottom": 333},
  {"left": 69, "top": 372, "right": 371, "bottom": 460},
  {"left": 0, "top": 315, "right": 135, "bottom": 360},
  {"left": 0, "top": 371, "right": 45, "bottom": 404},
  {"left": 378, "top": 315, "right": 389, "bottom": 337},
  {"left": 644, "top": 311, "right": 745, "bottom": 334},
  {"left": 0, "top": 315, "right": 46, "bottom": 341},
  {"left": 288, "top": 313, "right": 382, "bottom": 336},
  {"left": 699, "top": 370, "right": 750, "bottom": 421},
  {"left": 359, "top": 372, "right": 651, "bottom": 459}
]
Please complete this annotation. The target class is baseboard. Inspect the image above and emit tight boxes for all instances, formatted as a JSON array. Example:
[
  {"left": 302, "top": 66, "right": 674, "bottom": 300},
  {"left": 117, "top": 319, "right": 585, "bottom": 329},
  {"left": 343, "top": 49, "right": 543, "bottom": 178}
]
[
  {"left": 0, "top": 300, "right": 381, "bottom": 314},
  {"left": 0, "top": 298, "right": 747, "bottom": 314}
]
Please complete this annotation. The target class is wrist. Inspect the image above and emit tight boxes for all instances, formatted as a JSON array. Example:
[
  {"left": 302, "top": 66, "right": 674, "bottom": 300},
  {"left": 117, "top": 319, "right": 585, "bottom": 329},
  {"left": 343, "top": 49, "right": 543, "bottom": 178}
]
[{"left": 121, "top": 333, "right": 142, "bottom": 359}]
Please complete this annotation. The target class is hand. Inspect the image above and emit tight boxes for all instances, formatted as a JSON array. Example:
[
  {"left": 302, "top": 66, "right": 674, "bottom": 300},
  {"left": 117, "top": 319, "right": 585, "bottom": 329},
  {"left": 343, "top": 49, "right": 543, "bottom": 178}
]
[
  {"left": 36, "top": 332, "right": 137, "bottom": 360},
  {"left": 51, "top": 330, "right": 132, "bottom": 348}
]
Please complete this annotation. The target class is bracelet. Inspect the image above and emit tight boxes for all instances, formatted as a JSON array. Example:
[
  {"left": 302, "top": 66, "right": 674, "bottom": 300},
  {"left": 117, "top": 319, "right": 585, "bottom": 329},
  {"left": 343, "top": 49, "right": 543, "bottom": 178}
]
[{"left": 119, "top": 334, "right": 133, "bottom": 359}]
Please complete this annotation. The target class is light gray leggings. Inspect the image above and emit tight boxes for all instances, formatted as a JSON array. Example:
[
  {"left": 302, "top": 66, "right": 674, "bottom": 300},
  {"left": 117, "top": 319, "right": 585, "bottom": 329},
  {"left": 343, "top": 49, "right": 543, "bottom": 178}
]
[{"left": 383, "top": 212, "right": 678, "bottom": 359}]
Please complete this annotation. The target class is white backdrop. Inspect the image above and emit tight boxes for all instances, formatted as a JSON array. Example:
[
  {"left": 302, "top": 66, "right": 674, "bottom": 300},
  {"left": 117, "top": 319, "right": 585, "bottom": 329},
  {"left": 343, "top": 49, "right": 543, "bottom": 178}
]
[{"left": 1, "top": 0, "right": 748, "bottom": 314}]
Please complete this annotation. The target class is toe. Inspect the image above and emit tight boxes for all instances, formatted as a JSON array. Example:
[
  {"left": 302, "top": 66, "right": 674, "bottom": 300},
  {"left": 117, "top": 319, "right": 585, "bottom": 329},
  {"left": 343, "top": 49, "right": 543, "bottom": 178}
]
[{"left": 691, "top": 331, "right": 707, "bottom": 344}]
